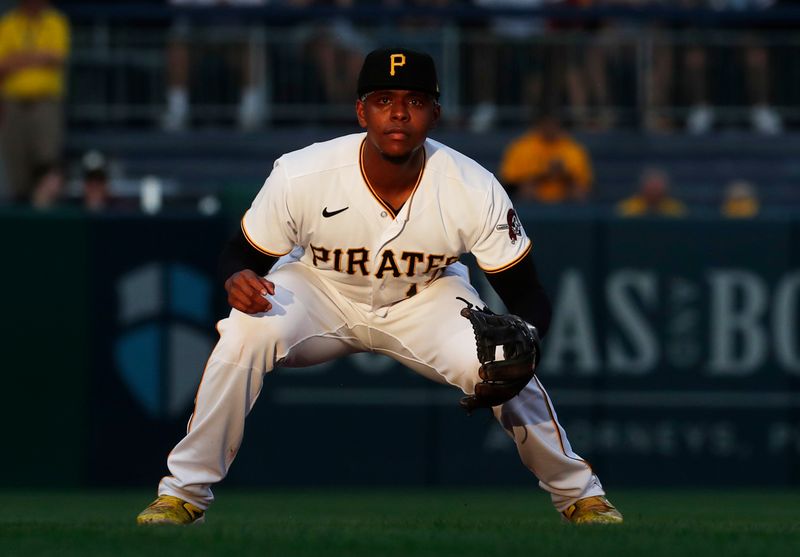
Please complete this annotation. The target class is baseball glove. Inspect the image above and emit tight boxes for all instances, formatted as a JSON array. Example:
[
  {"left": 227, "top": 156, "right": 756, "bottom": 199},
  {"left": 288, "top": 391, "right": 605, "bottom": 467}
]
[{"left": 458, "top": 299, "right": 540, "bottom": 414}]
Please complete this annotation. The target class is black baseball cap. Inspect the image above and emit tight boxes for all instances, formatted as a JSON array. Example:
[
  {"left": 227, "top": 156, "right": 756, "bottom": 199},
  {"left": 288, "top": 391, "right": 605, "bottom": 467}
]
[{"left": 357, "top": 47, "right": 440, "bottom": 99}]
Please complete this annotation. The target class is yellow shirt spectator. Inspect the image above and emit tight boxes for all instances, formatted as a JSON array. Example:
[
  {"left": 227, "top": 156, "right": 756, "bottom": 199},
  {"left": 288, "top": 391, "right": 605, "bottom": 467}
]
[
  {"left": 617, "top": 195, "right": 687, "bottom": 217},
  {"left": 721, "top": 180, "right": 759, "bottom": 219},
  {"left": 616, "top": 168, "right": 687, "bottom": 218},
  {"left": 0, "top": 6, "right": 70, "bottom": 99},
  {"left": 500, "top": 117, "right": 593, "bottom": 203},
  {"left": 722, "top": 197, "right": 758, "bottom": 218}
]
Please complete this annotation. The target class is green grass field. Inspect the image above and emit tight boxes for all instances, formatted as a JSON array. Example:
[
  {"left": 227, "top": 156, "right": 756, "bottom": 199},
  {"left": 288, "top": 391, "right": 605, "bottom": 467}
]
[{"left": 1, "top": 489, "right": 798, "bottom": 557}]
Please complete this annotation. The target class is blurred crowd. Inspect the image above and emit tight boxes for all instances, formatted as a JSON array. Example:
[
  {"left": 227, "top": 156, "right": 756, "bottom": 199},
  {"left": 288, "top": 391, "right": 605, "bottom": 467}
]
[
  {"left": 468, "top": 0, "right": 792, "bottom": 135},
  {"left": 50, "top": 0, "right": 796, "bottom": 136},
  {"left": 497, "top": 109, "right": 762, "bottom": 218},
  {"left": 0, "top": 0, "right": 795, "bottom": 214},
  {"left": 145, "top": 0, "right": 800, "bottom": 136}
]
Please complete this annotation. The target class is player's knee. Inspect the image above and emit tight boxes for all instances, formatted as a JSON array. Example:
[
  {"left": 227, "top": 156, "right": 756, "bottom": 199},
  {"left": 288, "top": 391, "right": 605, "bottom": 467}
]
[{"left": 217, "top": 311, "right": 283, "bottom": 359}]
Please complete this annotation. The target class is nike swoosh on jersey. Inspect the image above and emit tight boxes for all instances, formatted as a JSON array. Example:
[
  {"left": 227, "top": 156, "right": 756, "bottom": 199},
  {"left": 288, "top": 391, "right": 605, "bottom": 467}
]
[{"left": 322, "top": 206, "right": 349, "bottom": 218}]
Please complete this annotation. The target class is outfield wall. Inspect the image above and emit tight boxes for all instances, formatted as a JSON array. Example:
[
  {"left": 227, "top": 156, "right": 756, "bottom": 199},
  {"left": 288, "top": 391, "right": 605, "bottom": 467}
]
[{"left": 3, "top": 209, "right": 799, "bottom": 488}]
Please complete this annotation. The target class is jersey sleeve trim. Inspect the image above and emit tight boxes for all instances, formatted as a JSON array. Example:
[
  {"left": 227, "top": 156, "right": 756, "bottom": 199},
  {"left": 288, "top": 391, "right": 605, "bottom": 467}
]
[
  {"left": 240, "top": 217, "right": 292, "bottom": 258},
  {"left": 478, "top": 239, "right": 532, "bottom": 274}
]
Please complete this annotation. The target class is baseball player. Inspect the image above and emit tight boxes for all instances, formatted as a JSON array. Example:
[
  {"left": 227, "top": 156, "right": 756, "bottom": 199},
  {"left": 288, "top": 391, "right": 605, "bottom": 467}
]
[{"left": 137, "top": 48, "right": 622, "bottom": 526}]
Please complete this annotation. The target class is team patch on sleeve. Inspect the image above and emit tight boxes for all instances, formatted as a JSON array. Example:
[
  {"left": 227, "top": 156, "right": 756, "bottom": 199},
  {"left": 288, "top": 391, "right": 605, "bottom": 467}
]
[
  {"left": 469, "top": 178, "right": 532, "bottom": 275},
  {"left": 495, "top": 209, "right": 523, "bottom": 245}
]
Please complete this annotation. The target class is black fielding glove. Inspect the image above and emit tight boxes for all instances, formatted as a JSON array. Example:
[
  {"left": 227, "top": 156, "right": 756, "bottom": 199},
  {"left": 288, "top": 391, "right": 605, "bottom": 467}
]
[{"left": 458, "top": 298, "right": 540, "bottom": 414}]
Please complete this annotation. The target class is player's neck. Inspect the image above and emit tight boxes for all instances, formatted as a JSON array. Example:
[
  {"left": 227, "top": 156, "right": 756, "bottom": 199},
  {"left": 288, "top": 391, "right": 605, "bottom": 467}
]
[{"left": 361, "top": 142, "right": 425, "bottom": 199}]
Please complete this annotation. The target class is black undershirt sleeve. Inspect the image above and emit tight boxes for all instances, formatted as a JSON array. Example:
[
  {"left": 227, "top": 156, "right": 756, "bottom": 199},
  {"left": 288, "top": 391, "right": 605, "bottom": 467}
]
[
  {"left": 217, "top": 227, "right": 279, "bottom": 287},
  {"left": 485, "top": 253, "right": 553, "bottom": 338}
]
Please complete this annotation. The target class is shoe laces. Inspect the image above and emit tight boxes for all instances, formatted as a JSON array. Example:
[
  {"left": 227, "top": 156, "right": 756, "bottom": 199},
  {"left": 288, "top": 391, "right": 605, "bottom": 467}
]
[
  {"left": 150, "top": 497, "right": 202, "bottom": 519},
  {"left": 149, "top": 499, "right": 175, "bottom": 511},
  {"left": 576, "top": 496, "right": 614, "bottom": 513}
]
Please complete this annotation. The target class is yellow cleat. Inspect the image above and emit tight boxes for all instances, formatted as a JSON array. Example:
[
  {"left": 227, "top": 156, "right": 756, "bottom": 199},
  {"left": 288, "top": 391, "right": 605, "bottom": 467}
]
[
  {"left": 562, "top": 496, "right": 623, "bottom": 525},
  {"left": 136, "top": 495, "right": 205, "bottom": 525}
]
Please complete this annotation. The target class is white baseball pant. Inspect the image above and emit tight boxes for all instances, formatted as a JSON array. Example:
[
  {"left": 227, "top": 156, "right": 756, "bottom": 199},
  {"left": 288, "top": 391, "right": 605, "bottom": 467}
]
[{"left": 159, "top": 261, "right": 604, "bottom": 511}]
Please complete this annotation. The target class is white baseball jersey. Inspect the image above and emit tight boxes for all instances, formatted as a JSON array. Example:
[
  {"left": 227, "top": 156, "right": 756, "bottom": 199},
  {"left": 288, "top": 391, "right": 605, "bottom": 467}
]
[
  {"left": 158, "top": 132, "right": 605, "bottom": 514},
  {"left": 242, "top": 133, "right": 532, "bottom": 310}
]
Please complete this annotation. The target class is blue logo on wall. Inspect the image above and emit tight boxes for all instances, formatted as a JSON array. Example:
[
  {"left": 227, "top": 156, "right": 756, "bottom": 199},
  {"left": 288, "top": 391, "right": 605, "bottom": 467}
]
[{"left": 114, "top": 263, "right": 214, "bottom": 419}]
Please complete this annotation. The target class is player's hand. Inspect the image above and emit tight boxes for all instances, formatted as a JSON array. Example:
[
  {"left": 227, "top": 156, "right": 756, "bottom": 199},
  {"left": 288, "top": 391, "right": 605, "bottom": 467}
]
[{"left": 224, "top": 269, "right": 275, "bottom": 314}]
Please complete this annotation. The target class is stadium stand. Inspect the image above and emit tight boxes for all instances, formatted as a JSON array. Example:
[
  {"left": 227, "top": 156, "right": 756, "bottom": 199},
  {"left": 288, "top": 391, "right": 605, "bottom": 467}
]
[
  {"left": 5, "top": 2, "right": 800, "bottom": 212},
  {"left": 64, "top": 128, "right": 800, "bottom": 213}
]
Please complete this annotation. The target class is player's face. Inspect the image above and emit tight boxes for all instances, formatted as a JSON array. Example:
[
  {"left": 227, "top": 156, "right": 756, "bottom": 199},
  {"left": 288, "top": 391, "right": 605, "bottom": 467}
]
[{"left": 356, "top": 90, "right": 440, "bottom": 160}]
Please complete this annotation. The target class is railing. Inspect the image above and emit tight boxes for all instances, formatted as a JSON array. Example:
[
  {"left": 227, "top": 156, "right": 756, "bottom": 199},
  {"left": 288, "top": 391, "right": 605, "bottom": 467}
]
[{"left": 62, "top": 4, "right": 800, "bottom": 131}]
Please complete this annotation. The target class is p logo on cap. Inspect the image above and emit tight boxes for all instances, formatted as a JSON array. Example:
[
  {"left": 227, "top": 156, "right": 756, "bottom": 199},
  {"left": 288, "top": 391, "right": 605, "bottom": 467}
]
[
  {"left": 357, "top": 47, "right": 440, "bottom": 98},
  {"left": 390, "top": 53, "right": 406, "bottom": 76}
]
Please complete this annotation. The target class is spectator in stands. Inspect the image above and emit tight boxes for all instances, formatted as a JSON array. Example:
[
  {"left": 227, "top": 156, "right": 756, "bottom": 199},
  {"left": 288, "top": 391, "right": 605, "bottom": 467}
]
[
  {"left": 0, "top": 0, "right": 69, "bottom": 203},
  {"left": 163, "top": 0, "right": 269, "bottom": 131},
  {"left": 636, "top": 0, "right": 685, "bottom": 131},
  {"left": 467, "top": 0, "right": 555, "bottom": 133},
  {"left": 468, "top": 0, "right": 617, "bottom": 131},
  {"left": 641, "top": 3, "right": 677, "bottom": 133},
  {"left": 616, "top": 167, "right": 687, "bottom": 217},
  {"left": 646, "top": 0, "right": 782, "bottom": 134},
  {"left": 80, "top": 149, "right": 111, "bottom": 212},
  {"left": 499, "top": 111, "right": 593, "bottom": 203},
  {"left": 30, "top": 162, "right": 63, "bottom": 209},
  {"left": 721, "top": 179, "right": 759, "bottom": 218},
  {"left": 549, "top": 0, "right": 616, "bottom": 130},
  {"left": 303, "top": 0, "right": 372, "bottom": 106},
  {"left": 687, "top": 0, "right": 781, "bottom": 134}
]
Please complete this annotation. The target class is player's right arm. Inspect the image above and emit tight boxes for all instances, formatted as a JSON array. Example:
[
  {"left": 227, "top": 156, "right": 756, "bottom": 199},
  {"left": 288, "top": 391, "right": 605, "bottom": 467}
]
[
  {"left": 218, "top": 227, "right": 279, "bottom": 314},
  {"left": 220, "top": 159, "right": 298, "bottom": 314}
]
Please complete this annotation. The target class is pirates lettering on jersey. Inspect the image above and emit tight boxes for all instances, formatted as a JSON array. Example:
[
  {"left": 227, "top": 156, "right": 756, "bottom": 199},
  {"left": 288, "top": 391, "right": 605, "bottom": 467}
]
[
  {"left": 332, "top": 248, "right": 344, "bottom": 272},
  {"left": 375, "top": 250, "right": 401, "bottom": 279},
  {"left": 310, "top": 244, "right": 329, "bottom": 267},
  {"left": 346, "top": 248, "right": 370, "bottom": 275},
  {"left": 400, "top": 251, "right": 424, "bottom": 276},
  {"left": 310, "top": 245, "right": 459, "bottom": 278},
  {"left": 425, "top": 254, "right": 445, "bottom": 274}
]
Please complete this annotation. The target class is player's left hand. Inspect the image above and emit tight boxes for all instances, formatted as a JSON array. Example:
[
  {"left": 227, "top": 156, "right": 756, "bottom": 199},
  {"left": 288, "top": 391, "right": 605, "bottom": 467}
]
[
  {"left": 224, "top": 269, "right": 275, "bottom": 314},
  {"left": 459, "top": 301, "right": 540, "bottom": 414}
]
